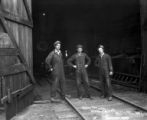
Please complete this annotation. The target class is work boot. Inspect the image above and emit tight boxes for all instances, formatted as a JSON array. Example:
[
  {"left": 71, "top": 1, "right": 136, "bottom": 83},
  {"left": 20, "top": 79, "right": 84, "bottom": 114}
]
[
  {"left": 87, "top": 94, "right": 93, "bottom": 100},
  {"left": 50, "top": 98, "right": 61, "bottom": 103},
  {"left": 62, "top": 94, "right": 71, "bottom": 99},
  {"left": 108, "top": 96, "right": 112, "bottom": 101},
  {"left": 100, "top": 95, "right": 106, "bottom": 98},
  {"left": 79, "top": 96, "right": 83, "bottom": 100}
]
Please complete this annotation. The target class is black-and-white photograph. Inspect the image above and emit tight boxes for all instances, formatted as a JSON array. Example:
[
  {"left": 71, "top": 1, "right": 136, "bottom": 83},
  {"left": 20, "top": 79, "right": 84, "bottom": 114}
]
[{"left": 0, "top": 0, "right": 147, "bottom": 120}]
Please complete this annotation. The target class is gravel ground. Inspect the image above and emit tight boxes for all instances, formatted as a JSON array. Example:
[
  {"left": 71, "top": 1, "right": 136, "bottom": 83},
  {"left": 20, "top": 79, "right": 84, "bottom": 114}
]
[
  {"left": 11, "top": 77, "right": 77, "bottom": 120},
  {"left": 11, "top": 77, "right": 147, "bottom": 120}
]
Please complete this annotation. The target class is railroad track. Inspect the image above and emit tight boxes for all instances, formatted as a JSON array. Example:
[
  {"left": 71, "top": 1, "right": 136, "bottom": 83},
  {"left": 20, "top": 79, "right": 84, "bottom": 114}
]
[
  {"left": 60, "top": 86, "right": 147, "bottom": 120},
  {"left": 43, "top": 80, "right": 83, "bottom": 120},
  {"left": 10, "top": 77, "right": 147, "bottom": 120},
  {"left": 90, "top": 84, "right": 147, "bottom": 112},
  {"left": 51, "top": 99, "right": 82, "bottom": 120},
  {"left": 33, "top": 78, "right": 147, "bottom": 120}
]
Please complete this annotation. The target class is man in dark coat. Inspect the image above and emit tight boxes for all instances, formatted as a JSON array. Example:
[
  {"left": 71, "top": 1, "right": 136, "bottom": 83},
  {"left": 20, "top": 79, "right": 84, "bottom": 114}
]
[
  {"left": 67, "top": 44, "right": 91, "bottom": 99},
  {"left": 45, "top": 40, "right": 66, "bottom": 102},
  {"left": 94, "top": 45, "right": 113, "bottom": 101}
]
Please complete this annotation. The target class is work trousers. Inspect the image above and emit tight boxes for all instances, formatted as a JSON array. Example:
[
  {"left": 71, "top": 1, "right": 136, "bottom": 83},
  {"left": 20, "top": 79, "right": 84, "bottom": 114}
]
[
  {"left": 99, "top": 70, "right": 112, "bottom": 97},
  {"left": 76, "top": 68, "right": 90, "bottom": 97},
  {"left": 50, "top": 74, "right": 65, "bottom": 98}
]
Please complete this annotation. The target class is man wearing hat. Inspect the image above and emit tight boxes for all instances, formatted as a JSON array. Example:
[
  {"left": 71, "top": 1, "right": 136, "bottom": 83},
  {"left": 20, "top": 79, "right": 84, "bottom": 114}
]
[
  {"left": 45, "top": 40, "right": 66, "bottom": 102},
  {"left": 94, "top": 45, "right": 113, "bottom": 101},
  {"left": 67, "top": 44, "right": 91, "bottom": 99}
]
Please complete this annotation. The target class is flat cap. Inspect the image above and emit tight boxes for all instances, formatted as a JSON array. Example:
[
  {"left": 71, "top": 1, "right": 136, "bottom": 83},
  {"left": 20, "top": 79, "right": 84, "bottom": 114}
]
[
  {"left": 98, "top": 44, "right": 104, "bottom": 49},
  {"left": 76, "top": 44, "right": 83, "bottom": 49},
  {"left": 54, "top": 40, "right": 61, "bottom": 46}
]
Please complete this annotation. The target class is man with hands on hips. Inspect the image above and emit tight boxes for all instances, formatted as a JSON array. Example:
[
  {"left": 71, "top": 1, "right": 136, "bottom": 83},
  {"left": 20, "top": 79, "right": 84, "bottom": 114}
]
[{"left": 67, "top": 44, "right": 92, "bottom": 99}]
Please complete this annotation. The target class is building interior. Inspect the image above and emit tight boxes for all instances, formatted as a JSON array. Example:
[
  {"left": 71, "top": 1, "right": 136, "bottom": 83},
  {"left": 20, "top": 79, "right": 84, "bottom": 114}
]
[{"left": 33, "top": 0, "right": 141, "bottom": 78}]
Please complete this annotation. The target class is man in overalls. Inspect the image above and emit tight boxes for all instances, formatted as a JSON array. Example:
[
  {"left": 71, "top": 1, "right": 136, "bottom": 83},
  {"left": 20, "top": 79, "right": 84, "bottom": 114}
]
[
  {"left": 67, "top": 45, "right": 91, "bottom": 99},
  {"left": 94, "top": 45, "right": 113, "bottom": 101},
  {"left": 45, "top": 41, "right": 66, "bottom": 102}
]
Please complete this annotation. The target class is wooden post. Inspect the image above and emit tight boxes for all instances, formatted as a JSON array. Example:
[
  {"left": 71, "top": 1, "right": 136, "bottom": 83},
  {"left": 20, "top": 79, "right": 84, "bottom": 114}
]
[{"left": 139, "top": 0, "right": 147, "bottom": 92}]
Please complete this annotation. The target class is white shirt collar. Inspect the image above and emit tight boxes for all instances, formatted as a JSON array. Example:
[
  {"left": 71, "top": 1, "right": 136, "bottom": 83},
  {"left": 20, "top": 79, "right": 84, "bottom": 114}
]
[
  {"left": 100, "top": 53, "right": 104, "bottom": 57},
  {"left": 55, "top": 49, "right": 61, "bottom": 55},
  {"left": 78, "top": 52, "right": 82, "bottom": 56}
]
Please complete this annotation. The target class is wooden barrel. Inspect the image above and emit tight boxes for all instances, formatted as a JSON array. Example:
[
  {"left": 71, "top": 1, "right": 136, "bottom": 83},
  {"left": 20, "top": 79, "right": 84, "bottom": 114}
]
[{"left": 0, "top": 0, "right": 34, "bottom": 120}]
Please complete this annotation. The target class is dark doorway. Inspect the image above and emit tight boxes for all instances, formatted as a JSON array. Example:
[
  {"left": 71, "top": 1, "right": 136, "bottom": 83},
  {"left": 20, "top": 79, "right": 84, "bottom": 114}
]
[{"left": 32, "top": 0, "right": 141, "bottom": 76}]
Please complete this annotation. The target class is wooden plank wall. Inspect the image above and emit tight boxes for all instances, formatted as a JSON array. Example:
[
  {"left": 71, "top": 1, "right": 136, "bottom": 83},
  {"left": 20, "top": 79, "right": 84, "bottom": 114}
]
[
  {"left": 1, "top": 0, "right": 32, "bottom": 67},
  {"left": 0, "top": 0, "right": 33, "bottom": 119},
  {"left": 0, "top": 0, "right": 32, "bottom": 94}
]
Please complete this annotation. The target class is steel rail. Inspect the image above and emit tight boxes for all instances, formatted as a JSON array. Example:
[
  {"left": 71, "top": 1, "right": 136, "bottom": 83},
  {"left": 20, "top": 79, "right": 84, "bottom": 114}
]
[
  {"left": 90, "top": 84, "right": 147, "bottom": 112},
  {"left": 41, "top": 79, "right": 86, "bottom": 120},
  {"left": 57, "top": 88, "right": 86, "bottom": 120},
  {"left": 64, "top": 97, "right": 86, "bottom": 120}
]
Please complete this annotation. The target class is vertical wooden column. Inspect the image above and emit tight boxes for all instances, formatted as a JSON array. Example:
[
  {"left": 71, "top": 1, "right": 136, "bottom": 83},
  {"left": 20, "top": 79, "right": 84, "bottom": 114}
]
[{"left": 140, "top": 0, "right": 147, "bottom": 92}]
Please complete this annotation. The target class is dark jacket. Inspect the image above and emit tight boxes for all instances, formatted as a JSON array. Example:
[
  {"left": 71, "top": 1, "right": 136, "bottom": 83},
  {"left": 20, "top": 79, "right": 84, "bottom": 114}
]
[
  {"left": 94, "top": 53, "right": 113, "bottom": 73},
  {"left": 45, "top": 50, "right": 65, "bottom": 77},
  {"left": 67, "top": 52, "right": 91, "bottom": 69}
]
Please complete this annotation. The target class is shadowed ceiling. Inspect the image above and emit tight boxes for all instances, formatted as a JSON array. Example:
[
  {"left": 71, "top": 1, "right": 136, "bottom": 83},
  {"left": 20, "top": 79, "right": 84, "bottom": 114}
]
[{"left": 32, "top": 0, "right": 141, "bottom": 57}]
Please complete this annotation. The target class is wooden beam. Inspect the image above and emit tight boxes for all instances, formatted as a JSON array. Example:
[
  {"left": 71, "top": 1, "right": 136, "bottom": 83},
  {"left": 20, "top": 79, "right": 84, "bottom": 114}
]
[
  {"left": 0, "top": 63, "right": 26, "bottom": 76},
  {"left": 0, "top": 48, "right": 18, "bottom": 56},
  {"left": 0, "top": 8, "right": 33, "bottom": 28},
  {"left": 0, "top": 18, "right": 36, "bottom": 84},
  {"left": 1, "top": 84, "right": 33, "bottom": 104},
  {"left": 114, "top": 72, "right": 140, "bottom": 78},
  {"left": 111, "top": 79, "right": 138, "bottom": 89},
  {"left": 18, "top": 84, "right": 34, "bottom": 98},
  {"left": 23, "top": 0, "right": 33, "bottom": 26}
]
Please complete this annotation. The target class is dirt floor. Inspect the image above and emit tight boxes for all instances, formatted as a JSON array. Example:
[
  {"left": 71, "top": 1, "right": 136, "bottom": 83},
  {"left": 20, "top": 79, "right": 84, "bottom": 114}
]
[{"left": 10, "top": 77, "right": 147, "bottom": 120}]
